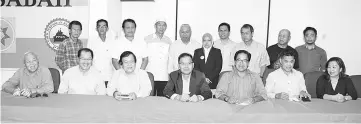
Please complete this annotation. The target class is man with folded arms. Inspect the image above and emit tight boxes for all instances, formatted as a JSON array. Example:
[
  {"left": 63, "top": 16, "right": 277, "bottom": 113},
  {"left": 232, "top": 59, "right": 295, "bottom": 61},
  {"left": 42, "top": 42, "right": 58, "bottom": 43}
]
[
  {"left": 265, "top": 49, "right": 311, "bottom": 101},
  {"left": 164, "top": 53, "right": 212, "bottom": 102},
  {"left": 2, "top": 52, "right": 54, "bottom": 97},
  {"left": 216, "top": 50, "right": 267, "bottom": 105},
  {"left": 58, "top": 48, "right": 106, "bottom": 95},
  {"left": 107, "top": 51, "right": 152, "bottom": 100}
]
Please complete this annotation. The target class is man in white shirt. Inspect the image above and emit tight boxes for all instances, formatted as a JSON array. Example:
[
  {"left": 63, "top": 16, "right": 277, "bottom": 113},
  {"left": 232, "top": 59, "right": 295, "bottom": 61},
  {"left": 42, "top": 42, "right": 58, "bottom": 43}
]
[
  {"left": 265, "top": 49, "right": 311, "bottom": 101},
  {"left": 230, "top": 24, "right": 270, "bottom": 77},
  {"left": 111, "top": 19, "right": 148, "bottom": 71},
  {"left": 58, "top": 48, "right": 106, "bottom": 95},
  {"left": 87, "top": 19, "right": 115, "bottom": 87},
  {"left": 107, "top": 51, "right": 152, "bottom": 100},
  {"left": 214, "top": 22, "right": 236, "bottom": 72},
  {"left": 168, "top": 24, "right": 201, "bottom": 73},
  {"left": 145, "top": 19, "right": 172, "bottom": 96}
]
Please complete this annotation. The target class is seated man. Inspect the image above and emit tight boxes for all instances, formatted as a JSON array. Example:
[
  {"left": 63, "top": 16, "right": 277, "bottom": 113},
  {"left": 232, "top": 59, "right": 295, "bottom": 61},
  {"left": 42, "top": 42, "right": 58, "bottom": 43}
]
[
  {"left": 107, "top": 51, "right": 152, "bottom": 100},
  {"left": 216, "top": 50, "right": 267, "bottom": 105},
  {"left": 265, "top": 49, "right": 311, "bottom": 101},
  {"left": 164, "top": 53, "right": 212, "bottom": 102},
  {"left": 2, "top": 52, "right": 54, "bottom": 97},
  {"left": 58, "top": 48, "right": 106, "bottom": 95}
]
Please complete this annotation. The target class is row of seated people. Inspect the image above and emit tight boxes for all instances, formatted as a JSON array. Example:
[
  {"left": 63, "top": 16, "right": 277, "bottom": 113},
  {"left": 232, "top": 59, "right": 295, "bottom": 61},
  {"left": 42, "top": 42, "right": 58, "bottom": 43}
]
[
  {"left": 2, "top": 48, "right": 358, "bottom": 104},
  {"left": 55, "top": 19, "right": 327, "bottom": 98}
]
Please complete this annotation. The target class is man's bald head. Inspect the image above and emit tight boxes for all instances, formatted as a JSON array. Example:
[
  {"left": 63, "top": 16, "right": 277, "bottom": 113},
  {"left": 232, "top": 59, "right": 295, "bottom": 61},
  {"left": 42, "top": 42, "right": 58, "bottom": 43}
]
[
  {"left": 23, "top": 52, "right": 39, "bottom": 73},
  {"left": 278, "top": 29, "right": 291, "bottom": 46},
  {"left": 179, "top": 24, "right": 192, "bottom": 42}
]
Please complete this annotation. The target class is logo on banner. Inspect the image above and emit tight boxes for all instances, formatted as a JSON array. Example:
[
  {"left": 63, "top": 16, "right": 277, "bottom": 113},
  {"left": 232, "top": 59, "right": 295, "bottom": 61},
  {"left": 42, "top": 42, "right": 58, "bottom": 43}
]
[
  {"left": 1, "top": 17, "right": 16, "bottom": 52},
  {"left": 44, "top": 18, "right": 70, "bottom": 51}
]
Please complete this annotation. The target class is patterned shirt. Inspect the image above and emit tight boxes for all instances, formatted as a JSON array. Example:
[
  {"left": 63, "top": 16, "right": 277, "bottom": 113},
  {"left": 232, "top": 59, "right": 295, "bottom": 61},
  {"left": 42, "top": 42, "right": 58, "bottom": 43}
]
[
  {"left": 55, "top": 38, "right": 83, "bottom": 72},
  {"left": 216, "top": 68, "right": 268, "bottom": 101}
]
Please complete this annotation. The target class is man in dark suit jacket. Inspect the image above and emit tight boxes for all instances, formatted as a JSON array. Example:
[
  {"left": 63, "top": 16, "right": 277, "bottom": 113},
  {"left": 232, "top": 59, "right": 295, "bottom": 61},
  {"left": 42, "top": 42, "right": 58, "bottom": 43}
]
[
  {"left": 164, "top": 53, "right": 212, "bottom": 102},
  {"left": 193, "top": 33, "right": 222, "bottom": 89}
]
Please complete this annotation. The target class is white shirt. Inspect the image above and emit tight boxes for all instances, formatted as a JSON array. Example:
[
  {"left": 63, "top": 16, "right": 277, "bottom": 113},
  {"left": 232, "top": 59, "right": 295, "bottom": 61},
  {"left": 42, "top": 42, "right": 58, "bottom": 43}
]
[
  {"left": 229, "top": 41, "right": 270, "bottom": 75},
  {"left": 203, "top": 47, "right": 211, "bottom": 63},
  {"left": 87, "top": 33, "right": 115, "bottom": 81},
  {"left": 168, "top": 39, "right": 201, "bottom": 73},
  {"left": 58, "top": 66, "right": 106, "bottom": 95},
  {"left": 265, "top": 68, "right": 308, "bottom": 98},
  {"left": 110, "top": 36, "right": 148, "bottom": 69},
  {"left": 145, "top": 34, "right": 172, "bottom": 81},
  {"left": 107, "top": 69, "right": 152, "bottom": 97},
  {"left": 214, "top": 39, "right": 236, "bottom": 72}
]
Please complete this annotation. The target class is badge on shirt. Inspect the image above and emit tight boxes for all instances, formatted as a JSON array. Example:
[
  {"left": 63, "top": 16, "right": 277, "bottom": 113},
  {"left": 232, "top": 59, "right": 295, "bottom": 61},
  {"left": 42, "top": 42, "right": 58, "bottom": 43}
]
[{"left": 200, "top": 56, "right": 204, "bottom": 60}]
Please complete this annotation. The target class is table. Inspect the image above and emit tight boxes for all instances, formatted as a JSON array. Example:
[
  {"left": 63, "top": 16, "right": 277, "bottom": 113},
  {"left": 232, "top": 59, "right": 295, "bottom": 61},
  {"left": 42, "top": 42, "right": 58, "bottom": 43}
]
[{"left": 1, "top": 92, "right": 361, "bottom": 123}]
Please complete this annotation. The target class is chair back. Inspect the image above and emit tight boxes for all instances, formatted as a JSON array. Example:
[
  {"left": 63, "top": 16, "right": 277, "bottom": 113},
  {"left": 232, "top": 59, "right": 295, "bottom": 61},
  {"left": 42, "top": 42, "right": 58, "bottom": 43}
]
[
  {"left": 147, "top": 72, "right": 155, "bottom": 96},
  {"left": 262, "top": 68, "right": 276, "bottom": 86},
  {"left": 304, "top": 71, "right": 323, "bottom": 98},
  {"left": 48, "top": 68, "right": 61, "bottom": 93},
  {"left": 350, "top": 75, "right": 361, "bottom": 98}
]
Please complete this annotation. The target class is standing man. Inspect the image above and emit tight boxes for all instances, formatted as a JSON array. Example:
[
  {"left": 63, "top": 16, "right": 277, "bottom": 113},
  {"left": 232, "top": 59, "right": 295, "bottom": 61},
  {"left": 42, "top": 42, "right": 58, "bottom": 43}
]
[
  {"left": 296, "top": 27, "right": 327, "bottom": 74},
  {"left": 214, "top": 22, "right": 236, "bottom": 72},
  {"left": 193, "top": 33, "right": 222, "bottom": 89},
  {"left": 55, "top": 20, "right": 83, "bottom": 73},
  {"left": 87, "top": 19, "right": 115, "bottom": 87},
  {"left": 230, "top": 24, "right": 270, "bottom": 77},
  {"left": 111, "top": 19, "right": 148, "bottom": 70},
  {"left": 267, "top": 29, "right": 299, "bottom": 69},
  {"left": 168, "top": 24, "right": 201, "bottom": 73},
  {"left": 145, "top": 19, "right": 172, "bottom": 96}
]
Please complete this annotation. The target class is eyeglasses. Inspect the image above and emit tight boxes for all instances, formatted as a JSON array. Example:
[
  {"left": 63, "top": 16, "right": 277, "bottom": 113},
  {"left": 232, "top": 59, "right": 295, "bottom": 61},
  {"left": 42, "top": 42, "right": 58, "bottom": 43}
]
[
  {"left": 236, "top": 59, "right": 249, "bottom": 63},
  {"left": 179, "top": 62, "right": 193, "bottom": 66}
]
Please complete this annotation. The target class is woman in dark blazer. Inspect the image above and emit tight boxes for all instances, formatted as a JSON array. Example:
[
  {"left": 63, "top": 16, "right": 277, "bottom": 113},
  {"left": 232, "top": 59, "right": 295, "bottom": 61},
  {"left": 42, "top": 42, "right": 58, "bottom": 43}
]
[{"left": 316, "top": 57, "right": 358, "bottom": 102}]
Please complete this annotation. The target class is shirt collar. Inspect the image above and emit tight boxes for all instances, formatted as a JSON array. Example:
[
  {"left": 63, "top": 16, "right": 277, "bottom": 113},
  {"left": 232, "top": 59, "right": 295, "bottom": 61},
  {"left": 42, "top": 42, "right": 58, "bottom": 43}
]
[
  {"left": 203, "top": 47, "right": 211, "bottom": 52},
  {"left": 24, "top": 67, "right": 41, "bottom": 76},
  {"left": 232, "top": 67, "right": 251, "bottom": 78},
  {"left": 304, "top": 44, "right": 316, "bottom": 50}
]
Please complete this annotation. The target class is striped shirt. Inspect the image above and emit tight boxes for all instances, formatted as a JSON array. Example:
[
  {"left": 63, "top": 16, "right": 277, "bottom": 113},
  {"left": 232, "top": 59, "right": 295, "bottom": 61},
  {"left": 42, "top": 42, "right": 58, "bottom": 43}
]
[
  {"left": 55, "top": 38, "right": 83, "bottom": 72},
  {"left": 216, "top": 68, "right": 267, "bottom": 101}
]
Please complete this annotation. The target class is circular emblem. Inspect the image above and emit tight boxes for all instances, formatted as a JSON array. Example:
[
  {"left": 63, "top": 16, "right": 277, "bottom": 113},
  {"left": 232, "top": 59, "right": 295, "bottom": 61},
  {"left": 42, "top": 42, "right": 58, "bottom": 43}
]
[
  {"left": 44, "top": 18, "right": 70, "bottom": 51},
  {"left": 1, "top": 18, "right": 16, "bottom": 52}
]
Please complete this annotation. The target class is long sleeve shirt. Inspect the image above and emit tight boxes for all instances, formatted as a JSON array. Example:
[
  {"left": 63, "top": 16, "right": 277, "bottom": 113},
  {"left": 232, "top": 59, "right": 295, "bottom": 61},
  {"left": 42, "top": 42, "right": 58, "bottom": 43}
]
[
  {"left": 58, "top": 66, "right": 106, "bottom": 95},
  {"left": 2, "top": 66, "right": 54, "bottom": 94},
  {"left": 265, "top": 68, "right": 308, "bottom": 98},
  {"left": 215, "top": 69, "right": 268, "bottom": 101},
  {"left": 107, "top": 69, "right": 152, "bottom": 97},
  {"left": 316, "top": 75, "right": 358, "bottom": 100},
  {"left": 55, "top": 38, "right": 83, "bottom": 72}
]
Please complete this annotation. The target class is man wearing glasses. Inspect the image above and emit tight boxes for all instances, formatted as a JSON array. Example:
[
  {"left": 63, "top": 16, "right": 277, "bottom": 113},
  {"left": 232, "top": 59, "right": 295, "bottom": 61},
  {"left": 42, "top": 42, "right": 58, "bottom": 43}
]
[
  {"left": 163, "top": 53, "right": 212, "bottom": 102},
  {"left": 216, "top": 50, "right": 267, "bottom": 105},
  {"left": 58, "top": 48, "right": 106, "bottom": 95}
]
